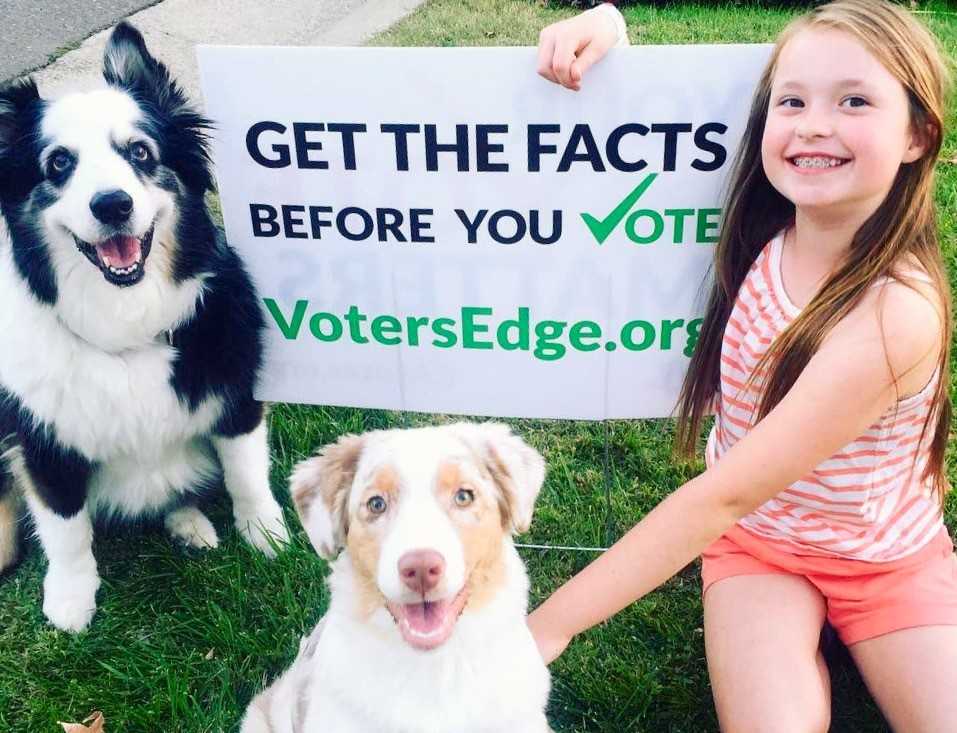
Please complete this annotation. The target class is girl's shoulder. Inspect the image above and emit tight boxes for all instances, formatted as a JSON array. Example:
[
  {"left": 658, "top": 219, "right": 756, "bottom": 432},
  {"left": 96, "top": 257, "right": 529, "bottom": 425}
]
[
  {"left": 832, "top": 260, "right": 945, "bottom": 398},
  {"left": 874, "top": 257, "right": 945, "bottom": 326}
]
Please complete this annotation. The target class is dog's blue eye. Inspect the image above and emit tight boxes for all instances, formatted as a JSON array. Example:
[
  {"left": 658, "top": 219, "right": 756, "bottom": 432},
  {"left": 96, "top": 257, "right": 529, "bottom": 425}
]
[
  {"left": 49, "top": 151, "right": 73, "bottom": 173},
  {"left": 367, "top": 496, "right": 387, "bottom": 514},
  {"left": 453, "top": 489, "right": 474, "bottom": 508},
  {"left": 130, "top": 142, "right": 151, "bottom": 162}
]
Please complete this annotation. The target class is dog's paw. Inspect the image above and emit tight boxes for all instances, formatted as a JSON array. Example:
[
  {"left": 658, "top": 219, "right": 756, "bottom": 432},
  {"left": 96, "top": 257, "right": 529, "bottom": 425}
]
[
  {"left": 165, "top": 506, "right": 220, "bottom": 550},
  {"left": 234, "top": 501, "right": 289, "bottom": 558},
  {"left": 42, "top": 571, "right": 101, "bottom": 633}
]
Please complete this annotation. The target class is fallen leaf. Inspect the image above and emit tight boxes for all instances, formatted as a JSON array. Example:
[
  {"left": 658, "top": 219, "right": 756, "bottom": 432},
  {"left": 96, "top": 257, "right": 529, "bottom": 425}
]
[
  {"left": 58, "top": 711, "right": 105, "bottom": 733},
  {"left": 205, "top": 648, "right": 215, "bottom": 660}
]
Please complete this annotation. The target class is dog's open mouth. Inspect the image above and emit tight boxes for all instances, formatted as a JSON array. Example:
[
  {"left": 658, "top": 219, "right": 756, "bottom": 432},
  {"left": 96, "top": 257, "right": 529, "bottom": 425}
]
[
  {"left": 387, "top": 586, "right": 470, "bottom": 651},
  {"left": 74, "top": 225, "right": 154, "bottom": 287}
]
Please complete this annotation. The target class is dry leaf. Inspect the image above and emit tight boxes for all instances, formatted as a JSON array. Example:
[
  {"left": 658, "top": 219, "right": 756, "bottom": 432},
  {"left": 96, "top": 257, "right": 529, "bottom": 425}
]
[
  {"left": 205, "top": 648, "right": 215, "bottom": 660},
  {"left": 58, "top": 711, "right": 105, "bottom": 733}
]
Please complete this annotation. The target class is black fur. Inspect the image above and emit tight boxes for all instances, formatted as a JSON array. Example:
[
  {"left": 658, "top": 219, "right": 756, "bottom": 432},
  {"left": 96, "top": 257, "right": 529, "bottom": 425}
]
[
  {"left": 0, "top": 391, "right": 94, "bottom": 517},
  {"left": 0, "top": 77, "right": 45, "bottom": 204},
  {"left": 20, "top": 423, "right": 95, "bottom": 518},
  {"left": 7, "top": 212, "right": 58, "bottom": 304},
  {"left": 0, "top": 78, "right": 56, "bottom": 302},
  {"left": 170, "top": 224, "right": 266, "bottom": 437}
]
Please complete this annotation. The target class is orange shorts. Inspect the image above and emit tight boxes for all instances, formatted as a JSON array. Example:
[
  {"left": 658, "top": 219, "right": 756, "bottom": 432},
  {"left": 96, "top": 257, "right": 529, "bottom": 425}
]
[{"left": 701, "top": 525, "right": 957, "bottom": 645}]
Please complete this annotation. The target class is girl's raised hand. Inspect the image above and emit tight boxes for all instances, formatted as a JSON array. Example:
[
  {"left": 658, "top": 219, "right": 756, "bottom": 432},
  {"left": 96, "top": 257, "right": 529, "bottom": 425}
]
[{"left": 536, "top": 4, "right": 626, "bottom": 91}]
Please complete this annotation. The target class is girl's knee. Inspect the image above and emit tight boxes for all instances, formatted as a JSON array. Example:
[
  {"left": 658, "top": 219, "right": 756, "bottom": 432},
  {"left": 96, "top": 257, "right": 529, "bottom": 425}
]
[{"left": 718, "top": 699, "right": 830, "bottom": 733}]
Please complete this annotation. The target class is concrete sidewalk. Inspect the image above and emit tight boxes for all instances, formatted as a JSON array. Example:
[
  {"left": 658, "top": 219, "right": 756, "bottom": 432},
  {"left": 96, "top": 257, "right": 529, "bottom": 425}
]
[
  {"left": 0, "top": 0, "right": 160, "bottom": 82},
  {"left": 35, "top": 0, "right": 426, "bottom": 105}
]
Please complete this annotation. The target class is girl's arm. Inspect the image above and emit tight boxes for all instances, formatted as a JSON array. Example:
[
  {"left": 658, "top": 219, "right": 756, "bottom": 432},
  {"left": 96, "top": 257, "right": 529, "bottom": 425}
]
[
  {"left": 529, "top": 281, "right": 942, "bottom": 663},
  {"left": 537, "top": 3, "right": 628, "bottom": 91}
]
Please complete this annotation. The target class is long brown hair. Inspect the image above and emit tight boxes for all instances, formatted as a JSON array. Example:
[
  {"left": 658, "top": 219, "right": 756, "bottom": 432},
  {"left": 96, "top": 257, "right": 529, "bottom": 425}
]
[{"left": 675, "top": 0, "right": 954, "bottom": 500}]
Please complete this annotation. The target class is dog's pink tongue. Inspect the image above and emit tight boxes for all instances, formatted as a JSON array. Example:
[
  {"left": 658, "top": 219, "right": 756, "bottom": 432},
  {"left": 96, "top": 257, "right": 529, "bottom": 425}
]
[
  {"left": 405, "top": 601, "right": 448, "bottom": 634},
  {"left": 395, "top": 600, "right": 454, "bottom": 651},
  {"left": 97, "top": 235, "right": 141, "bottom": 268}
]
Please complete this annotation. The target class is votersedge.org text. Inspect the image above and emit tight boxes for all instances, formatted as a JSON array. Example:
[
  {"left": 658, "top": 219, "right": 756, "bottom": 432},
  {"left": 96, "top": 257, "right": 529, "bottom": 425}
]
[{"left": 264, "top": 300, "right": 702, "bottom": 362}]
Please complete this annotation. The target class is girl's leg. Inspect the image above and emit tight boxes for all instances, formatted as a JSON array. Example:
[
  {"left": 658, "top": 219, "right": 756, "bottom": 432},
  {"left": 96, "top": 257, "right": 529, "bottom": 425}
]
[
  {"left": 849, "top": 626, "right": 957, "bottom": 732},
  {"left": 705, "top": 573, "right": 831, "bottom": 733}
]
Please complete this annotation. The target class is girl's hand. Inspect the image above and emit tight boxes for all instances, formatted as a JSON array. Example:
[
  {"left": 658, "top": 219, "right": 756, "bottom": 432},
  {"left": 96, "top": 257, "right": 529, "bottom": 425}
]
[
  {"left": 536, "top": 4, "right": 626, "bottom": 91},
  {"left": 528, "top": 606, "right": 572, "bottom": 664}
]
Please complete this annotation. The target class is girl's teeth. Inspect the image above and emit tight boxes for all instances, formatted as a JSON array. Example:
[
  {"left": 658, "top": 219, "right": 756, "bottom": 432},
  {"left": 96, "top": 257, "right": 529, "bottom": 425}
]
[{"left": 793, "top": 157, "right": 845, "bottom": 169}]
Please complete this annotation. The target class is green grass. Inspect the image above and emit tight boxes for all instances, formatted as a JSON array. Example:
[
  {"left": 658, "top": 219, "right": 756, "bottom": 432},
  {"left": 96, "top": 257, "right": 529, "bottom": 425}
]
[{"left": 2, "top": 1, "right": 956, "bottom": 731}]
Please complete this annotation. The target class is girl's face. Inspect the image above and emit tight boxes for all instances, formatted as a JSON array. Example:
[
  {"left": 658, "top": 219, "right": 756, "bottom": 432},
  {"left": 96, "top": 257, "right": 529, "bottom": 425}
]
[{"left": 761, "top": 27, "right": 925, "bottom": 222}]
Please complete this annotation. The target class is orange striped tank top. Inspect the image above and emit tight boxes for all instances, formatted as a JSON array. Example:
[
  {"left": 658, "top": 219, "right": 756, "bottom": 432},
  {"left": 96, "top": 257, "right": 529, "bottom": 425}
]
[{"left": 705, "top": 231, "right": 944, "bottom": 562}]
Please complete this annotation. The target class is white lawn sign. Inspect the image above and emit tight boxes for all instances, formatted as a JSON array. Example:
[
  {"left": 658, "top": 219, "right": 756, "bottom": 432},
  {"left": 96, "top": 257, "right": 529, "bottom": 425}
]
[{"left": 197, "top": 45, "right": 771, "bottom": 419}]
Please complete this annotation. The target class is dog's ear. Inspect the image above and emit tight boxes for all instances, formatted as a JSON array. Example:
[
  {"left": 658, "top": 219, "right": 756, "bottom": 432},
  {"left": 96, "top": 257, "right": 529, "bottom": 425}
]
[
  {"left": 451, "top": 423, "right": 545, "bottom": 534},
  {"left": 103, "top": 22, "right": 161, "bottom": 90},
  {"left": 290, "top": 434, "right": 365, "bottom": 559},
  {"left": 0, "top": 78, "right": 42, "bottom": 199},
  {"left": 103, "top": 22, "right": 214, "bottom": 192},
  {"left": 0, "top": 78, "right": 40, "bottom": 159}
]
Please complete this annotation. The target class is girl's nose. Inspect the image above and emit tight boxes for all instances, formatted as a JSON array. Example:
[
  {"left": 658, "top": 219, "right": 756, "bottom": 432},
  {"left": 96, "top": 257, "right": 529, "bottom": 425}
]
[{"left": 795, "top": 105, "right": 833, "bottom": 140}]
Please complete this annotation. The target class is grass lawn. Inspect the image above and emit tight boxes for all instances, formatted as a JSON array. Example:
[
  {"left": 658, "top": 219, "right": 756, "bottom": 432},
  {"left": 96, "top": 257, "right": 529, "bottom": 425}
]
[{"left": 1, "top": 1, "right": 955, "bottom": 731}]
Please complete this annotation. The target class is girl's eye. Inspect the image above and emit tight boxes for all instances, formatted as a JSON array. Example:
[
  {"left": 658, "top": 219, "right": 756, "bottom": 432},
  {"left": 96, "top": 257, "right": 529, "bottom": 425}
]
[
  {"left": 841, "top": 96, "right": 869, "bottom": 108},
  {"left": 130, "top": 142, "right": 151, "bottom": 162},
  {"left": 779, "top": 97, "right": 804, "bottom": 109},
  {"left": 49, "top": 150, "right": 73, "bottom": 173},
  {"left": 367, "top": 496, "right": 387, "bottom": 514},
  {"left": 453, "top": 488, "right": 475, "bottom": 508}
]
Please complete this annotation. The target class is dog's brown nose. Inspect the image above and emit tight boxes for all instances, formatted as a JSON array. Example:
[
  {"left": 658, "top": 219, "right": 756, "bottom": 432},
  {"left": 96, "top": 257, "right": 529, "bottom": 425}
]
[{"left": 398, "top": 550, "right": 445, "bottom": 594}]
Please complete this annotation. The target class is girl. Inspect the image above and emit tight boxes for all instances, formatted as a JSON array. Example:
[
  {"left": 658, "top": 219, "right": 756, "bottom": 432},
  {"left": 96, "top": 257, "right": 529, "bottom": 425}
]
[{"left": 529, "top": 2, "right": 956, "bottom": 730}]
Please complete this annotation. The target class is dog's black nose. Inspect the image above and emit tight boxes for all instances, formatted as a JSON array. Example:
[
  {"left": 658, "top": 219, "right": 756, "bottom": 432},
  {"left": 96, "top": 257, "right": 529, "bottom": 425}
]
[{"left": 90, "top": 190, "right": 134, "bottom": 225}]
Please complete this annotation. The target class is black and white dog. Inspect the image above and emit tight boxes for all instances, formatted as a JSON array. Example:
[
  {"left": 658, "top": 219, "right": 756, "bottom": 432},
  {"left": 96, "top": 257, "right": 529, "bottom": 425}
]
[{"left": 0, "top": 23, "right": 288, "bottom": 632}]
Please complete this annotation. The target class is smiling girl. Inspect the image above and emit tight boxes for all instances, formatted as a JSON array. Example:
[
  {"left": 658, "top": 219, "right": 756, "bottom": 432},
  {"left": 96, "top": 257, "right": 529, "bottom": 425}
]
[{"left": 530, "top": 1, "right": 956, "bottom": 729}]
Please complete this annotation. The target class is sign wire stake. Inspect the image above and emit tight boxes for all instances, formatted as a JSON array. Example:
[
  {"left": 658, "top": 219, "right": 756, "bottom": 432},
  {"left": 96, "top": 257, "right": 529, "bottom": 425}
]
[{"left": 602, "top": 420, "right": 616, "bottom": 548}]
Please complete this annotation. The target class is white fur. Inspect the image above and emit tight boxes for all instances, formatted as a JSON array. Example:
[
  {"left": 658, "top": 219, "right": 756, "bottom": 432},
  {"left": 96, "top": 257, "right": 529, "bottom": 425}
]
[
  {"left": 165, "top": 505, "right": 220, "bottom": 549},
  {"left": 24, "top": 487, "right": 100, "bottom": 632},
  {"left": 243, "top": 546, "right": 550, "bottom": 733},
  {"left": 243, "top": 425, "right": 551, "bottom": 733},
  {"left": 213, "top": 422, "right": 289, "bottom": 557},
  {"left": 0, "top": 241, "right": 222, "bottom": 515}
]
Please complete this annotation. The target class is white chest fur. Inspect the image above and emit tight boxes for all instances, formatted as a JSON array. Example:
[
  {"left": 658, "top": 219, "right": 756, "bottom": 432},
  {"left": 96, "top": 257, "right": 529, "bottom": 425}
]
[
  {"left": 0, "top": 242, "right": 222, "bottom": 515},
  {"left": 301, "top": 546, "right": 551, "bottom": 733}
]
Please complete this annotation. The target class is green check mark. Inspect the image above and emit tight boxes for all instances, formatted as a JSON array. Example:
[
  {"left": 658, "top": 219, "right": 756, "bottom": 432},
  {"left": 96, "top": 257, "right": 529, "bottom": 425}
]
[{"left": 580, "top": 173, "right": 658, "bottom": 245}]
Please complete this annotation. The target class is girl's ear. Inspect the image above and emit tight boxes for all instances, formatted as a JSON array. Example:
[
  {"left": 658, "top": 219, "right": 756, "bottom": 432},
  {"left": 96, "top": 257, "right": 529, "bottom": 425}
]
[{"left": 902, "top": 121, "right": 936, "bottom": 164}]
